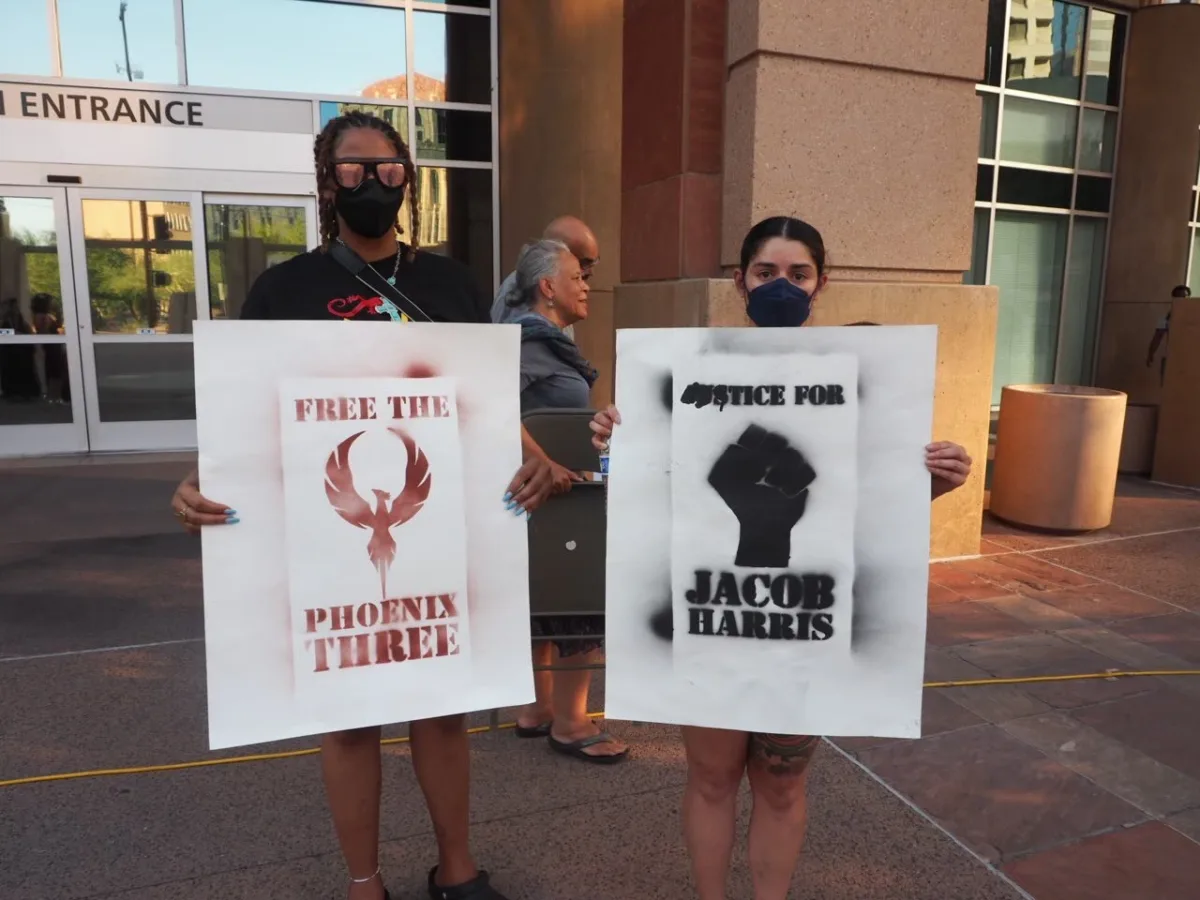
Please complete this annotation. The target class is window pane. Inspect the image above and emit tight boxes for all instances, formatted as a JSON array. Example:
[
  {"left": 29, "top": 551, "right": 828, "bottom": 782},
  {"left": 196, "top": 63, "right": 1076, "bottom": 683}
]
[
  {"left": 205, "top": 204, "right": 308, "bottom": 320},
  {"left": 319, "top": 102, "right": 410, "bottom": 147},
  {"left": 81, "top": 199, "right": 196, "bottom": 335},
  {"left": 1000, "top": 96, "right": 1077, "bottom": 167},
  {"left": 406, "top": 167, "right": 493, "bottom": 293},
  {"left": 0, "top": 196, "right": 65, "bottom": 311},
  {"left": 997, "top": 167, "right": 1073, "bottom": 208},
  {"left": 0, "top": 0, "right": 54, "bottom": 76},
  {"left": 976, "top": 165, "right": 995, "bottom": 202},
  {"left": 185, "top": 0, "right": 405, "bottom": 95},
  {"left": 1190, "top": 230, "right": 1200, "bottom": 291},
  {"left": 980, "top": 93, "right": 998, "bottom": 158},
  {"left": 413, "top": 11, "right": 491, "bottom": 105},
  {"left": 1085, "top": 11, "right": 1126, "bottom": 107},
  {"left": 59, "top": 0, "right": 179, "bottom": 84},
  {"left": 0, "top": 342, "right": 74, "bottom": 424},
  {"left": 1006, "top": 0, "right": 1085, "bottom": 100},
  {"left": 1079, "top": 108, "right": 1116, "bottom": 172},
  {"left": 415, "top": 108, "right": 491, "bottom": 162},
  {"left": 1075, "top": 175, "right": 1111, "bottom": 214},
  {"left": 990, "top": 211, "right": 1068, "bottom": 403},
  {"left": 966, "top": 208, "right": 990, "bottom": 286},
  {"left": 1057, "top": 218, "right": 1106, "bottom": 386},
  {"left": 94, "top": 342, "right": 194, "bottom": 421},
  {"left": 983, "top": 0, "right": 1006, "bottom": 88},
  {"left": 422, "top": 0, "right": 491, "bottom": 8}
]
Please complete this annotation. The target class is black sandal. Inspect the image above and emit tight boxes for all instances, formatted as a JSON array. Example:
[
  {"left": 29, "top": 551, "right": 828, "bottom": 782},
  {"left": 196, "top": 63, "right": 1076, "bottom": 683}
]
[
  {"left": 514, "top": 721, "right": 552, "bottom": 738},
  {"left": 428, "top": 866, "right": 509, "bottom": 899},
  {"left": 548, "top": 731, "right": 630, "bottom": 765}
]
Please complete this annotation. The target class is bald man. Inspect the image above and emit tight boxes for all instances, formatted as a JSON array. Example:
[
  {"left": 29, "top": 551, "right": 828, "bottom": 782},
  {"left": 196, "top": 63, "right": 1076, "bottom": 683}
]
[{"left": 491, "top": 216, "right": 600, "bottom": 337}]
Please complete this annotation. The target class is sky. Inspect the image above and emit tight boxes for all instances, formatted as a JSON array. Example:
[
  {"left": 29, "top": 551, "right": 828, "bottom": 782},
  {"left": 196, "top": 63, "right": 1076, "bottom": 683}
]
[{"left": 2, "top": 0, "right": 461, "bottom": 97}]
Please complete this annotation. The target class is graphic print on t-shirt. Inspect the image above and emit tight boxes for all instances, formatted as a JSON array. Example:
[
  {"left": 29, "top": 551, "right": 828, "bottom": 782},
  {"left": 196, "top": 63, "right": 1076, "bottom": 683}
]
[{"left": 326, "top": 294, "right": 413, "bottom": 323}]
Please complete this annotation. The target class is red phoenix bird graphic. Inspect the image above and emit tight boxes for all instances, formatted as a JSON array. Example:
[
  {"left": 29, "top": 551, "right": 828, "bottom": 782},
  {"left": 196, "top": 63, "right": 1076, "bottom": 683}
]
[{"left": 324, "top": 428, "right": 432, "bottom": 601}]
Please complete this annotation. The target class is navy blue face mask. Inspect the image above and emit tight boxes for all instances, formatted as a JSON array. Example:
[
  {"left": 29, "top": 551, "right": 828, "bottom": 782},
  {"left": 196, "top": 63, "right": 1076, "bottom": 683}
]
[{"left": 745, "top": 277, "right": 813, "bottom": 327}]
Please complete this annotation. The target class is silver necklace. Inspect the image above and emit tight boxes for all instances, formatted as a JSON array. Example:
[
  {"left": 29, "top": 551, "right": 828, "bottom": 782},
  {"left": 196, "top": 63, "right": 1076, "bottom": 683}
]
[{"left": 339, "top": 238, "right": 402, "bottom": 286}]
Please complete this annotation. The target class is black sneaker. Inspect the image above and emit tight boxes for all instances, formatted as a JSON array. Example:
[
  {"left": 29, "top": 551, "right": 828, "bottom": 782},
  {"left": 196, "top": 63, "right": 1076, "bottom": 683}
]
[{"left": 427, "top": 866, "right": 509, "bottom": 900}]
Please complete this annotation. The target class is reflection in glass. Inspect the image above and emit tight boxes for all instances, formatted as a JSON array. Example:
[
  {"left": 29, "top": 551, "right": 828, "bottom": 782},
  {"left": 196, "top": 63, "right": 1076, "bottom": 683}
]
[
  {"left": 1006, "top": 0, "right": 1085, "bottom": 100},
  {"left": 206, "top": 205, "right": 308, "bottom": 320},
  {"left": 1079, "top": 108, "right": 1116, "bottom": 173},
  {"left": 1075, "top": 176, "right": 1112, "bottom": 214},
  {"left": 413, "top": 12, "right": 491, "bottom": 105},
  {"left": 0, "top": 196, "right": 64, "bottom": 326},
  {"left": 1084, "top": 10, "right": 1125, "bottom": 106},
  {"left": 980, "top": 93, "right": 998, "bottom": 159},
  {"left": 0, "top": 343, "right": 73, "bottom": 425},
  {"left": 966, "top": 208, "right": 990, "bottom": 286},
  {"left": 81, "top": 199, "right": 196, "bottom": 334},
  {"left": 185, "top": 0, "right": 405, "bottom": 95},
  {"left": 59, "top": 0, "right": 179, "bottom": 84},
  {"left": 94, "top": 341, "right": 194, "bottom": 422},
  {"left": 319, "top": 102, "right": 410, "bottom": 146},
  {"left": 990, "top": 211, "right": 1068, "bottom": 403},
  {"left": 983, "top": 0, "right": 1006, "bottom": 88},
  {"left": 1000, "top": 96, "right": 1077, "bottom": 167},
  {"left": 1190, "top": 231, "right": 1199, "bottom": 290},
  {"left": 405, "top": 167, "right": 493, "bottom": 293},
  {"left": 2, "top": 0, "right": 54, "bottom": 76},
  {"left": 416, "top": 108, "right": 491, "bottom": 162},
  {"left": 1058, "top": 218, "right": 1106, "bottom": 386},
  {"left": 976, "top": 165, "right": 995, "bottom": 203}
]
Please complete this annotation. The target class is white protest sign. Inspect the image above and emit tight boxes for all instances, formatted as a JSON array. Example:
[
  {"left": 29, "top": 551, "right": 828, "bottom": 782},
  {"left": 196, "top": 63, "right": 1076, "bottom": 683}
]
[
  {"left": 194, "top": 321, "right": 532, "bottom": 750},
  {"left": 606, "top": 326, "right": 936, "bottom": 738}
]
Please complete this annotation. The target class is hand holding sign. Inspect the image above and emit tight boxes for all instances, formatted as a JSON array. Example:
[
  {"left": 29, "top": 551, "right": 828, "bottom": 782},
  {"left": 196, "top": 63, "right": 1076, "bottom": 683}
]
[{"left": 708, "top": 425, "right": 817, "bottom": 568}]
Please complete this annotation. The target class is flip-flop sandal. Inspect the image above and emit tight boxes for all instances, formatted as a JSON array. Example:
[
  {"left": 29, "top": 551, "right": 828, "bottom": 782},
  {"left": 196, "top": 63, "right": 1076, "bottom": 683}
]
[
  {"left": 514, "top": 721, "right": 552, "bottom": 738},
  {"left": 548, "top": 731, "right": 630, "bottom": 764}
]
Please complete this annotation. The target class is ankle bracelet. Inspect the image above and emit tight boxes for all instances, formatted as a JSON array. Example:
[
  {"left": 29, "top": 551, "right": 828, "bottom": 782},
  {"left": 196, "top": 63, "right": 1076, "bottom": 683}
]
[{"left": 350, "top": 867, "right": 381, "bottom": 884}]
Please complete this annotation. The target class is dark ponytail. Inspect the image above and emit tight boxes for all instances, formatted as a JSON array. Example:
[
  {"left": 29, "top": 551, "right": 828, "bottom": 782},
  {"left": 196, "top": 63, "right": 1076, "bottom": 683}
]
[{"left": 738, "top": 216, "right": 827, "bottom": 276}]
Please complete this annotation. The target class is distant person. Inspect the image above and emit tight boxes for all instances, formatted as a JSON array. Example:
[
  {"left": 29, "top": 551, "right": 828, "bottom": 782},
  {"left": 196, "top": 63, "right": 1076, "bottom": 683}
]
[
  {"left": 0, "top": 298, "right": 38, "bottom": 402},
  {"left": 1147, "top": 284, "right": 1191, "bottom": 385},
  {"left": 31, "top": 293, "right": 69, "bottom": 404},
  {"left": 491, "top": 216, "right": 599, "bottom": 340}
]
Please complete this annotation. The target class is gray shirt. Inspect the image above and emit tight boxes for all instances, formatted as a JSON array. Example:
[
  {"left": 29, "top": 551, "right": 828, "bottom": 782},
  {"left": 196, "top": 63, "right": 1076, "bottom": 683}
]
[
  {"left": 517, "top": 314, "right": 591, "bottom": 414},
  {"left": 492, "top": 271, "right": 574, "bottom": 340}
]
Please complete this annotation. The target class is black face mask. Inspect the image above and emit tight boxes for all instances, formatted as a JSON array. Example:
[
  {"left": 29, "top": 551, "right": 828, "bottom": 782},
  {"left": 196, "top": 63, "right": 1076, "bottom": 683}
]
[{"left": 334, "top": 178, "right": 405, "bottom": 240}]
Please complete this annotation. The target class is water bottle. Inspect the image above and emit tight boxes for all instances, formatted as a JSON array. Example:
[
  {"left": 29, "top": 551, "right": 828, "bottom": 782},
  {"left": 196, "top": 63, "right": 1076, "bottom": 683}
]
[{"left": 598, "top": 448, "right": 610, "bottom": 483}]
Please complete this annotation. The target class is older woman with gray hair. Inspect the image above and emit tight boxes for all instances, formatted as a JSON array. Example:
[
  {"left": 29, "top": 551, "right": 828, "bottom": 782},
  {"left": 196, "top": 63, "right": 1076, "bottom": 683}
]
[{"left": 509, "top": 238, "right": 629, "bottom": 764}]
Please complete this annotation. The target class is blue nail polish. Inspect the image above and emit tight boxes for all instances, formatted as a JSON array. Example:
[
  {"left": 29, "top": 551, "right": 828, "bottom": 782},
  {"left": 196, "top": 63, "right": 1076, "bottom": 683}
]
[
  {"left": 224, "top": 509, "right": 237, "bottom": 515},
  {"left": 513, "top": 506, "right": 526, "bottom": 518},
  {"left": 225, "top": 516, "right": 240, "bottom": 524},
  {"left": 503, "top": 492, "right": 513, "bottom": 503},
  {"left": 505, "top": 500, "right": 517, "bottom": 511},
  {"left": 525, "top": 510, "right": 532, "bottom": 521}
]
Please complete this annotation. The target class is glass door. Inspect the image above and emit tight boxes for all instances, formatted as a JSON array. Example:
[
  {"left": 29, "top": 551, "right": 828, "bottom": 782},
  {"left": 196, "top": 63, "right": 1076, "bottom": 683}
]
[
  {"left": 0, "top": 187, "right": 88, "bottom": 456},
  {"left": 66, "top": 188, "right": 206, "bottom": 453}
]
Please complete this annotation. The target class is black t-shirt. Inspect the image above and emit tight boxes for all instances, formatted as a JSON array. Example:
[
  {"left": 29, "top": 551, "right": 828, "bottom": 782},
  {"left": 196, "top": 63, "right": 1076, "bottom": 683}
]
[{"left": 240, "top": 246, "right": 490, "bottom": 324}]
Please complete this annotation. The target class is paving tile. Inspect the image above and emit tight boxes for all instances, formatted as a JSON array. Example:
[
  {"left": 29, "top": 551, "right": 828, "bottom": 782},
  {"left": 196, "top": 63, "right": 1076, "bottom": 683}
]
[
  {"left": 1072, "top": 688, "right": 1200, "bottom": 781},
  {"left": 1033, "top": 582, "right": 1177, "bottom": 623},
  {"left": 971, "top": 554, "right": 1100, "bottom": 592},
  {"left": 1054, "top": 626, "right": 1200, "bottom": 699},
  {"left": 1002, "top": 712, "right": 1200, "bottom": 816},
  {"left": 951, "top": 633, "right": 1153, "bottom": 708},
  {"left": 832, "top": 689, "right": 985, "bottom": 755},
  {"left": 1109, "top": 613, "right": 1200, "bottom": 666},
  {"left": 925, "top": 601, "right": 1036, "bottom": 647},
  {"left": 1166, "top": 807, "right": 1200, "bottom": 845},
  {"left": 1003, "top": 822, "right": 1200, "bottom": 900},
  {"left": 928, "top": 581, "right": 965, "bottom": 605},
  {"left": 924, "top": 648, "right": 1052, "bottom": 724},
  {"left": 856, "top": 724, "right": 1143, "bottom": 862},
  {"left": 983, "top": 595, "right": 1090, "bottom": 631},
  {"left": 978, "top": 538, "right": 1011, "bottom": 556},
  {"left": 928, "top": 562, "right": 1015, "bottom": 601},
  {"left": 1042, "top": 531, "right": 1200, "bottom": 612}
]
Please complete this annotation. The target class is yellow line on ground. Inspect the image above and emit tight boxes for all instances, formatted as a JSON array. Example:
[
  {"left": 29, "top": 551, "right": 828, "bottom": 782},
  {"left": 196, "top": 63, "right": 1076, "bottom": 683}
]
[{"left": 3, "top": 672, "right": 1197, "bottom": 789}]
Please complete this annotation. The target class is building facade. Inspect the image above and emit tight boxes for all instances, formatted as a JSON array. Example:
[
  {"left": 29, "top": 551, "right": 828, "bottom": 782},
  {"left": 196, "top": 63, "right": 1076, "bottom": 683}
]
[{"left": 2, "top": 1, "right": 1198, "bottom": 522}]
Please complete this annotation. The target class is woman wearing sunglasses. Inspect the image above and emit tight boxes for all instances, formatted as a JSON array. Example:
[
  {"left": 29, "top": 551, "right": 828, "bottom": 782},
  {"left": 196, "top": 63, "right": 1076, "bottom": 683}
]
[{"left": 170, "top": 112, "right": 550, "bottom": 900}]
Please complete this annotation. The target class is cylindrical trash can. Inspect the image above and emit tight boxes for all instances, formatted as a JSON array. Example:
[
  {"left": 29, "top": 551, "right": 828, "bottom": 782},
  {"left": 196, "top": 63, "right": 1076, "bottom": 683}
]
[{"left": 990, "top": 385, "right": 1127, "bottom": 532}]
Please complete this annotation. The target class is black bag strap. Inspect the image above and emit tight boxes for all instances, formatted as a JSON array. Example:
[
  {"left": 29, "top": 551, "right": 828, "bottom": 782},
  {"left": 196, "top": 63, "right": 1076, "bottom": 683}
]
[{"left": 327, "top": 241, "right": 433, "bottom": 323}]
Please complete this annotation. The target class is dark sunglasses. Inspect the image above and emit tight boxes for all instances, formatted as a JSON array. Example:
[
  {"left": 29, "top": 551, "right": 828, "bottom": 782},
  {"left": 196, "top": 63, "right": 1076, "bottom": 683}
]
[{"left": 333, "top": 158, "right": 408, "bottom": 190}]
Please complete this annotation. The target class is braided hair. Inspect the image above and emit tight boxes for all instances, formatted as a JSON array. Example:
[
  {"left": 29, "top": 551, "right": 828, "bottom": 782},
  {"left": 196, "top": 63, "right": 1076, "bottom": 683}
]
[{"left": 314, "top": 111, "right": 420, "bottom": 261}]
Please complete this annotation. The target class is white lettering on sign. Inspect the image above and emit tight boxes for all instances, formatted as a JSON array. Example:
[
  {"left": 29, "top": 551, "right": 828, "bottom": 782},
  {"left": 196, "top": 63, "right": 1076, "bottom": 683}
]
[
  {"left": 0, "top": 328, "right": 15, "bottom": 336},
  {"left": 0, "top": 82, "right": 312, "bottom": 134},
  {"left": 137, "top": 328, "right": 156, "bottom": 335}
]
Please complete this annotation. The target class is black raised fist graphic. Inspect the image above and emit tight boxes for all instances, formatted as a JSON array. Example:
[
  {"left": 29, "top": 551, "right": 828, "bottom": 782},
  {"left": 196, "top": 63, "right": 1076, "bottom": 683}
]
[{"left": 708, "top": 425, "right": 816, "bottom": 568}]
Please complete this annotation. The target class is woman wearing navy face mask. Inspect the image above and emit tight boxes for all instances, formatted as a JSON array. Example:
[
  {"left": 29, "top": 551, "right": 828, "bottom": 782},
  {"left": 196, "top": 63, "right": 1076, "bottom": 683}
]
[{"left": 590, "top": 215, "right": 972, "bottom": 900}]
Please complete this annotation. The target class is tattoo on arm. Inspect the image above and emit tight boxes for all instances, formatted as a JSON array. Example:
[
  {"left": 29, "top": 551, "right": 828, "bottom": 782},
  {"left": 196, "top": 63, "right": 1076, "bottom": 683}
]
[{"left": 748, "top": 733, "right": 821, "bottom": 777}]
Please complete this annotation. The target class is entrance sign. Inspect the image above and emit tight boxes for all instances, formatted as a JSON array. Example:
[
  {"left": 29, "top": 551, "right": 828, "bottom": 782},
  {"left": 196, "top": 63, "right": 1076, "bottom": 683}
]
[
  {"left": 0, "top": 81, "right": 313, "bottom": 134},
  {"left": 605, "top": 326, "right": 937, "bottom": 739},
  {"left": 195, "top": 321, "right": 532, "bottom": 749}
]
